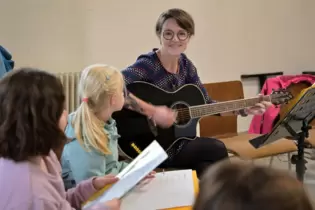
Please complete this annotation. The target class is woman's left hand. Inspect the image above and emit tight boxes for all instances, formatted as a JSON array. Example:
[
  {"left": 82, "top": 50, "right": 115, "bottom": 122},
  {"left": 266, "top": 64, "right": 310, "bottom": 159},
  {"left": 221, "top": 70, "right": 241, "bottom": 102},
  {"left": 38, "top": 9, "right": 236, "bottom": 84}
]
[{"left": 245, "top": 95, "right": 273, "bottom": 115}]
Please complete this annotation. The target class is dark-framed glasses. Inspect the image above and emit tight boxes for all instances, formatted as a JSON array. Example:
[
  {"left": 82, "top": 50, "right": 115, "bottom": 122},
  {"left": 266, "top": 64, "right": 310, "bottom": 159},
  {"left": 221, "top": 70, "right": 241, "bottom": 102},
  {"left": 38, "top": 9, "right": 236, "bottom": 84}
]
[{"left": 162, "top": 30, "right": 189, "bottom": 41}]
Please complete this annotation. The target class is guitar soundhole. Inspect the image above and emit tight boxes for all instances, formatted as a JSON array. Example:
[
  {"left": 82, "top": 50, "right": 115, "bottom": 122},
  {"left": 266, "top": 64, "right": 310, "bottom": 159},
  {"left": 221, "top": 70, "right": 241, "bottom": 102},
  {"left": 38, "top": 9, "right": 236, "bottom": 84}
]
[{"left": 172, "top": 102, "right": 191, "bottom": 126}]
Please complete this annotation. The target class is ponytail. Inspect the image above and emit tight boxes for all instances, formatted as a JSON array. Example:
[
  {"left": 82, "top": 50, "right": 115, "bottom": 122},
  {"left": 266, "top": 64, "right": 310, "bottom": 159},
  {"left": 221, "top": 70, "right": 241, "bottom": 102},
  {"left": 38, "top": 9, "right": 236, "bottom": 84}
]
[
  {"left": 73, "top": 64, "right": 123, "bottom": 155},
  {"left": 73, "top": 102, "right": 111, "bottom": 155}
]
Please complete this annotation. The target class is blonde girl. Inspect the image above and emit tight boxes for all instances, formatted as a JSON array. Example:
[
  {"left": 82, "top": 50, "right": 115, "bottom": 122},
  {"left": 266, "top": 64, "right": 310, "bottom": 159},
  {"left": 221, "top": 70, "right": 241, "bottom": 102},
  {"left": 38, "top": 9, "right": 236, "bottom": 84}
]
[{"left": 61, "top": 64, "right": 128, "bottom": 190}]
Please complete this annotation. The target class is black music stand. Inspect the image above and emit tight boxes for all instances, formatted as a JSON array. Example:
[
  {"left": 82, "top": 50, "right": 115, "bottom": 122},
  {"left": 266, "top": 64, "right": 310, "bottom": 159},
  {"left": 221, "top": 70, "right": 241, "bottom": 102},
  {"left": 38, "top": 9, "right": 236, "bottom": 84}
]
[{"left": 249, "top": 85, "right": 315, "bottom": 182}]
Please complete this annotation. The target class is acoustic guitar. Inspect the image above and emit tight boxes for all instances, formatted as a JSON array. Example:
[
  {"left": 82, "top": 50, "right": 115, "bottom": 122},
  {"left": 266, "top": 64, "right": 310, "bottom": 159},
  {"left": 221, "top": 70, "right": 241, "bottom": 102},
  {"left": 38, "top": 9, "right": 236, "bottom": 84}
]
[{"left": 112, "top": 81, "right": 293, "bottom": 160}]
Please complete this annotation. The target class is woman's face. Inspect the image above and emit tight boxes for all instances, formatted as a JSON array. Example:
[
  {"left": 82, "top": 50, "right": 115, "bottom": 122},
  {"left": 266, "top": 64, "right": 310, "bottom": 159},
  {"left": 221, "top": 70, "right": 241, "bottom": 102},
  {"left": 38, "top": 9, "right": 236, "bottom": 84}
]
[{"left": 160, "top": 18, "right": 190, "bottom": 56}]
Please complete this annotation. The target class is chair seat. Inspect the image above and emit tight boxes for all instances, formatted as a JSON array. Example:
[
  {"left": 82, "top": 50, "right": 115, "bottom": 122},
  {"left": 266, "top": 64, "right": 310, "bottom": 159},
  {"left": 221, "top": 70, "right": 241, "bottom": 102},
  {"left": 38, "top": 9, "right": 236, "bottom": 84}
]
[
  {"left": 219, "top": 133, "right": 298, "bottom": 159},
  {"left": 212, "top": 131, "right": 248, "bottom": 139}
]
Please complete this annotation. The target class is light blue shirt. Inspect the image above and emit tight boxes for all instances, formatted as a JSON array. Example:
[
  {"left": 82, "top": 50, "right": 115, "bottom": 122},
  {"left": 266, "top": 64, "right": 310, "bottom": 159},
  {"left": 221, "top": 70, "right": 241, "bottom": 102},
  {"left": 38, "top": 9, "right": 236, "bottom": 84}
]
[{"left": 61, "top": 113, "right": 128, "bottom": 189}]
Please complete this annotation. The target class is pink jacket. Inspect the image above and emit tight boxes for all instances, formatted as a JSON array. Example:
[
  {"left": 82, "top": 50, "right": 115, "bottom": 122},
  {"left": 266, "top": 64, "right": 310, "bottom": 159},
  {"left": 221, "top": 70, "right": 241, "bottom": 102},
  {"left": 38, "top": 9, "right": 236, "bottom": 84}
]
[
  {"left": 248, "top": 75, "right": 315, "bottom": 134},
  {"left": 0, "top": 150, "right": 100, "bottom": 210}
]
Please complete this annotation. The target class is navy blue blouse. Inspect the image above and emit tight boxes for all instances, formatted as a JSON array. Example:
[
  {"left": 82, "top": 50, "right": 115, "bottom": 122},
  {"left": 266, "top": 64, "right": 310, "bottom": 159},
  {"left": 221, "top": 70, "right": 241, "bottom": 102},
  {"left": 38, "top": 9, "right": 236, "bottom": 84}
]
[{"left": 122, "top": 49, "right": 212, "bottom": 103}]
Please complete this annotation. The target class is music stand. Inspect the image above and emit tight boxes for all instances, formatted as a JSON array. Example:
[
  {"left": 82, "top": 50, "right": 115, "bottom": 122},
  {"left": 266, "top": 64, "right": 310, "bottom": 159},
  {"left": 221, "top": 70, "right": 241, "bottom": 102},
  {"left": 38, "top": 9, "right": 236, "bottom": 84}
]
[{"left": 249, "top": 85, "right": 315, "bottom": 182}]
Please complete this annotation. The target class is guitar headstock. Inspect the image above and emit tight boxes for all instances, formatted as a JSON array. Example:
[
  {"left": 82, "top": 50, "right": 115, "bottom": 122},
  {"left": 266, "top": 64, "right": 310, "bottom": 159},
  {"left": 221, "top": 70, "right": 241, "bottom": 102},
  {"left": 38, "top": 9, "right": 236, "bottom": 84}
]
[{"left": 270, "top": 89, "right": 294, "bottom": 105}]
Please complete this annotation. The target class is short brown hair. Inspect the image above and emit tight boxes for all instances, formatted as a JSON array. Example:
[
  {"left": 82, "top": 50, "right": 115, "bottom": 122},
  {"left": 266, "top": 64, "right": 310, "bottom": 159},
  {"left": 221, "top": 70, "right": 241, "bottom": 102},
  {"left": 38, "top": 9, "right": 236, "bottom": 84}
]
[
  {"left": 0, "top": 68, "right": 66, "bottom": 162},
  {"left": 155, "top": 8, "right": 195, "bottom": 36},
  {"left": 194, "top": 160, "right": 313, "bottom": 210}
]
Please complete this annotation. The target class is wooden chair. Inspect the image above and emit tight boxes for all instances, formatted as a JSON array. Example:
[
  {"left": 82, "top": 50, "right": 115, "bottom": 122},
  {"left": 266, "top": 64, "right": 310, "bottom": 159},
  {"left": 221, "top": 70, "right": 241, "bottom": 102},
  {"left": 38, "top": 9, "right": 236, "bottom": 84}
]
[
  {"left": 218, "top": 81, "right": 315, "bottom": 164},
  {"left": 199, "top": 80, "right": 245, "bottom": 138}
]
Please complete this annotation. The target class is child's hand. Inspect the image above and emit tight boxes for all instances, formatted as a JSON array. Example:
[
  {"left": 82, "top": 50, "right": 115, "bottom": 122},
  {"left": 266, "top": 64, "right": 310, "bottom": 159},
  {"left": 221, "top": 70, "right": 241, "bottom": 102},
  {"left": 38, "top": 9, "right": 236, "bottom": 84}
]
[
  {"left": 144, "top": 171, "right": 156, "bottom": 180},
  {"left": 87, "top": 198, "right": 120, "bottom": 210},
  {"left": 92, "top": 174, "right": 119, "bottom": 190},
  {"left": 89, "top": 175, "right": 120, "bottom": 210},
  {"left": 105, "top": 198, "right": 121, "bottom": 210},
  {"left": 137, "top": 171, "right": 156, "bottom": 187}
]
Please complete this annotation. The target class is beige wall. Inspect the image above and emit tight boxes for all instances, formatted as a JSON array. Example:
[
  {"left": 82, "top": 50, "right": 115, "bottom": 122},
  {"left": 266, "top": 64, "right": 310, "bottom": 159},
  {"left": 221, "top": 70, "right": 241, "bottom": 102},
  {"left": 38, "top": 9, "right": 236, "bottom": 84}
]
[{"left": 1, "top": 0, "right": 315, "bottom": 132}]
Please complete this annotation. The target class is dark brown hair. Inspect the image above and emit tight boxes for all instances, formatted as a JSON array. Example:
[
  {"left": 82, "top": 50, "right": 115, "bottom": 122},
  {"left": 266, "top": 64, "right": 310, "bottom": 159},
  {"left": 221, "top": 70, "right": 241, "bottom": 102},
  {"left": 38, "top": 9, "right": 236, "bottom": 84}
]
[
  {"left": 0, "top": 67, "right": 66, "bottom": 162},
  {"left": 193, "top": 160, "right": 314, "bottom": 210},
  {"left": 155, "top": 8, "right": 195, "bottom": 36}
]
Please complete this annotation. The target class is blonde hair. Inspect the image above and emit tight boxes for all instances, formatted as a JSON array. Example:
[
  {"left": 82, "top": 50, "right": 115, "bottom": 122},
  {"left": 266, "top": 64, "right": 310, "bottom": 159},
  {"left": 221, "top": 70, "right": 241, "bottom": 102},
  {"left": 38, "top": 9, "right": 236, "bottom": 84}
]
[{"left": 73, "top": 64, "right": 124, "bottom": 154}]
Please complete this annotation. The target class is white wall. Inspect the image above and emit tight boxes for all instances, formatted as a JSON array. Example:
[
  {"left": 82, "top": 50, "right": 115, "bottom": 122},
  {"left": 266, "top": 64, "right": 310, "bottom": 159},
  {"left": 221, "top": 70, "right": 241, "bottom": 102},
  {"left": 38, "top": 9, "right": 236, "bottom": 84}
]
[
  {"left": 0, "top": 0, "right": 85, "bottom": 73},
  {"left": 1, "top": 0, "right": 315, "bottom": 132}
]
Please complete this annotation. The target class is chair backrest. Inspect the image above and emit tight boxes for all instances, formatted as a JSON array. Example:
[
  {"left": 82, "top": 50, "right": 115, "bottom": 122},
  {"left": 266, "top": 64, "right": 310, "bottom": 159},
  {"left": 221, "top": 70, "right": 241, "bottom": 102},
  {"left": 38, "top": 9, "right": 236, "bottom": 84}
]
[{"left": 199, "top": 80, "right": 244, "bottom": 138}]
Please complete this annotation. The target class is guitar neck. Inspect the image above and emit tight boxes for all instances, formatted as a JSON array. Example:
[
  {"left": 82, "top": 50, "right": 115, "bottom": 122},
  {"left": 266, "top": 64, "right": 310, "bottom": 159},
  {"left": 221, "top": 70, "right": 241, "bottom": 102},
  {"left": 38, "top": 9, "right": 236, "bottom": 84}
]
[{"left": 189, "top": 95, "right": 270, "bottom": 118}]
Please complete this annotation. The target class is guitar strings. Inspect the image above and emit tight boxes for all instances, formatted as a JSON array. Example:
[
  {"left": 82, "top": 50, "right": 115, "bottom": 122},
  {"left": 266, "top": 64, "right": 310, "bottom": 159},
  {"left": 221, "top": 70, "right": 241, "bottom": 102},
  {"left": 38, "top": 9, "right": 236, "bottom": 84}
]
[
  {"left": 175, "top": 104, "right": 255, "bottom": 121},
  {"left": 169, "top": 94, "right": 288, "bottom": 121},
  {"left": 173, "top": 97, "right": 264, "bottom": 121},
  {"left": 174, "top": 97, "right": 261, "bottom": 112},
  {"left": 174, "top": 105, "right": 250, "bottom": 121}
]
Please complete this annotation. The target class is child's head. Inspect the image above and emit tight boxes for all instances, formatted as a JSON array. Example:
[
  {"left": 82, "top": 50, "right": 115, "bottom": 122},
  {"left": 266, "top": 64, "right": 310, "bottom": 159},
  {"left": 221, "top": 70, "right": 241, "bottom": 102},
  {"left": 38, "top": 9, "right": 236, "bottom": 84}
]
[
  {"left": 73, "top": 64, "right": 124, "bottom": 154},
  {"left": 193, "top": 160, "right": 313, "bottom": 210},
  {"left": 0, "top": 68, "right": 67, "bottom": 162}
]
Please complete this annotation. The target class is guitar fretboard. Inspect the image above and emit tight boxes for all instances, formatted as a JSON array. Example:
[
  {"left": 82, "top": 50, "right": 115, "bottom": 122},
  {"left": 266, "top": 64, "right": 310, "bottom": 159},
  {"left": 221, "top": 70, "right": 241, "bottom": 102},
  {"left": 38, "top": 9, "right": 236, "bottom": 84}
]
[{"left": 189, "top": 96, "right": 270, "bottom": 118}]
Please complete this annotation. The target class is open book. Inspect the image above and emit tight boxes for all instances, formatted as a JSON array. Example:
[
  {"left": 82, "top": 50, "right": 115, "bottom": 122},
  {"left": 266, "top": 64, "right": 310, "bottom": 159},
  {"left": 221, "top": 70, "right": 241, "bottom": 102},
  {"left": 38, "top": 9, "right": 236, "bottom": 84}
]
[{"left": 82, "top": 140, "right": 168, "bottom": 210}]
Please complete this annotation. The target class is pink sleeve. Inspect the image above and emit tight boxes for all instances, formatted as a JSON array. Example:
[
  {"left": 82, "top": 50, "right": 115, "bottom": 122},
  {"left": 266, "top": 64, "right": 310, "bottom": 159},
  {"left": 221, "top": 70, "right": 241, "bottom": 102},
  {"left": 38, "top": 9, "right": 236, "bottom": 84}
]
[
  {"left": 66, "top": 177, "right": 98, "bottom": 209},
  {"left": 13, "top": 199, "right": 76, "bottom": 210}
]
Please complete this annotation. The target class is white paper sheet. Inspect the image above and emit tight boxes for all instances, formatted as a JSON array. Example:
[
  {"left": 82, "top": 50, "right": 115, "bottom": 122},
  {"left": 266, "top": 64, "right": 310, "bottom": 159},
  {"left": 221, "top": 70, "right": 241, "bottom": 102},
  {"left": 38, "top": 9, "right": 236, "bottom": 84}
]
[
  {"left": 82, "top": 140, "right": 168, "bottom": 210},
  {"left": 121, "top": 169, "right": 195, "bottom": 210}
]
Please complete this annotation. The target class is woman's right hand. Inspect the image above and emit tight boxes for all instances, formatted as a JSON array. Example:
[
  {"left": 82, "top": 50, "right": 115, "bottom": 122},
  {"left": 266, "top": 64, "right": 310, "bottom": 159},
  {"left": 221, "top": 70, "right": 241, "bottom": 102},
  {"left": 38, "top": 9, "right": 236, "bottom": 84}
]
[{"left": 151, "top": 106, "right": 177, "bottom": 128}]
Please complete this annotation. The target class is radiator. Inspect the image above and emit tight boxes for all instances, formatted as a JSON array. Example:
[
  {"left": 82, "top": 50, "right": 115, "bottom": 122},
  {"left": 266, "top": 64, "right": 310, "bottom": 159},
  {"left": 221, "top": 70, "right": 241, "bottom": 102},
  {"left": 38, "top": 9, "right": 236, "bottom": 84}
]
[{"left": 56, "top": 72, "right": 81, "bottom": 113}]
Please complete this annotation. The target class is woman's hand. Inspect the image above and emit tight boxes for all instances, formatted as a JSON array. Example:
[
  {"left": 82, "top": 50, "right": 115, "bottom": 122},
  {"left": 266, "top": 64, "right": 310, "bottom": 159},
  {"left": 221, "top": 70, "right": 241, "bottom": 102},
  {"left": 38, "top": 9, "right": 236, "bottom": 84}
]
[
  {"left": 151, "top": 106, "right": 177, "bottom": 128},
  {"left": 245, "top": 95, "right": 273, "bottom": 115}
]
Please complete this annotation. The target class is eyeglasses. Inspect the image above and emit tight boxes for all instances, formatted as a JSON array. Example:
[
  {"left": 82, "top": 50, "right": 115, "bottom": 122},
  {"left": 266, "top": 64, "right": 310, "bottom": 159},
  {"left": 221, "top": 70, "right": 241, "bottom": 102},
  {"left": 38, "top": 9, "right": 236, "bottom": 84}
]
[{"left": 162, "top": 30, "right": 189, "bottom": 41}]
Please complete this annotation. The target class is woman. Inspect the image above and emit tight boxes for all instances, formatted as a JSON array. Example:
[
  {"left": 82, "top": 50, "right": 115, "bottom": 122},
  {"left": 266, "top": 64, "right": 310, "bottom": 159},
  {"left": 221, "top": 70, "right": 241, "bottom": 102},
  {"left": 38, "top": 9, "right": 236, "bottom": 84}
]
[{"left": 122, "top": 8, "right": 271, "bottom": 177}]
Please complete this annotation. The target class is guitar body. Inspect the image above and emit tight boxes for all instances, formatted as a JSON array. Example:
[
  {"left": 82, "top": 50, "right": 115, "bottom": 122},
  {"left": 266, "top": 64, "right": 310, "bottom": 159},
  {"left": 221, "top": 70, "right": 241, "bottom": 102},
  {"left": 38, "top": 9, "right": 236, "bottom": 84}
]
[{"left": 113, "top": 82, "right": 206, "bottom": 159}]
